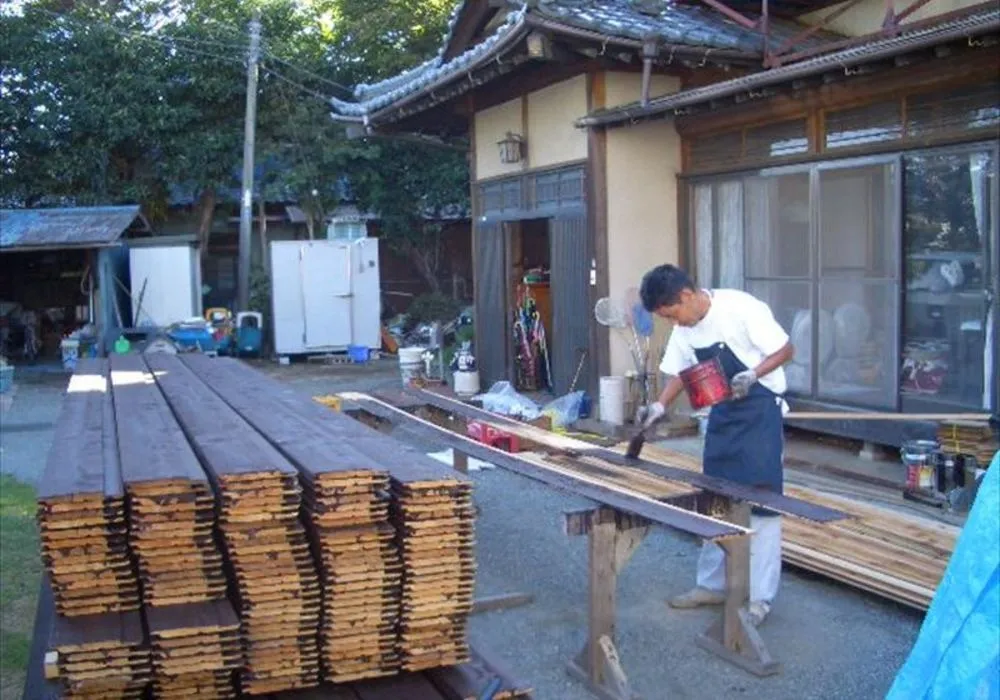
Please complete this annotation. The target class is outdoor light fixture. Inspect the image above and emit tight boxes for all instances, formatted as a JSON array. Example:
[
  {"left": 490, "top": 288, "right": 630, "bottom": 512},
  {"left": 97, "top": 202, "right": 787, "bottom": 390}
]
[
  {"left": 526, "top": 31, "right": 552, "bottom": 59},
  {"left": 497, "top": 132, "right": 525, "bottom": 164}
]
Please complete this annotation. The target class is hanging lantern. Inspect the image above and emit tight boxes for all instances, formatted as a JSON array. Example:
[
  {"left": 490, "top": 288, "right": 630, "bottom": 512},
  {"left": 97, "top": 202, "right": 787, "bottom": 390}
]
[{"left": 497, "top": 132, "right": 525, "bottom": 164}]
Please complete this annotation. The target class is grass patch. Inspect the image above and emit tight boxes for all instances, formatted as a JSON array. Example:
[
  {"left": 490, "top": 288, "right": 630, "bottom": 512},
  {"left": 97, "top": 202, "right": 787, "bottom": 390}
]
[{"left": 1, "top": 475, "right": 40, "bottom": 697}]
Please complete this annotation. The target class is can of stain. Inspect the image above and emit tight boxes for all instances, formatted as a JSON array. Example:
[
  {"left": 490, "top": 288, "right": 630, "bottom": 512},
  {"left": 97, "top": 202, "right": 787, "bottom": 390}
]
[
  {"left": 901, "top": 439, "right": 939, "bottom": 490},
  {"left": 679, "top": 356, "right": 732, "bottom": 410}
]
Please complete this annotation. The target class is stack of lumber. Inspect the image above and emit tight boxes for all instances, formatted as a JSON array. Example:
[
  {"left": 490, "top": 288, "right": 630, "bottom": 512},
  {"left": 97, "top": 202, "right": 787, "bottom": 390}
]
[
  {"left": 109, "top": 355, "right": 239, "bottom": 697},
  {"left": 44, "top": 594, "right": 150, "bottom": 699},
  {"left": 146, "top": 354, "right": 321, "bottom": 694},
  {"left": 179, "top": 355, "right": 404, "bottom": 683},
  {"left": 36, "top": 359, "right": 139, "bottom": 617},
  {"left": 351, "top": 434, "right": 476, "bottom": 672},
  {"left": 937, "top": 420, "right": 998, "bottom": 466},
  {"left": 634, "top": 444, "right": 959, "bottom": 610},
  {"left": 146, "top": 602, "right": 240, "bottom": 699}
]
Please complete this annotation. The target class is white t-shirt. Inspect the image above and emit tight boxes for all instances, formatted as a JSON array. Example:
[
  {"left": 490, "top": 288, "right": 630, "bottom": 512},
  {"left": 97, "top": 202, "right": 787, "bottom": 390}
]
[{"left": 659, "top": 288, "right": 789, "bottom": 396}]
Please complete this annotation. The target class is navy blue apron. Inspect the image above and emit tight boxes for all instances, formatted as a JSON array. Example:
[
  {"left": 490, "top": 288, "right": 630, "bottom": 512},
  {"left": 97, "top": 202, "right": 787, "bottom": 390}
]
[{"left": 695, "top": 341, "right": 783, "bottom": 517}]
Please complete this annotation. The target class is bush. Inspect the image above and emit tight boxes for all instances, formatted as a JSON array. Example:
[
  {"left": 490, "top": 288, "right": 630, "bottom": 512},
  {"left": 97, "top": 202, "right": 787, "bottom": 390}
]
[{"left": 407, "top": 294, "right": 462, "bottom": 326}]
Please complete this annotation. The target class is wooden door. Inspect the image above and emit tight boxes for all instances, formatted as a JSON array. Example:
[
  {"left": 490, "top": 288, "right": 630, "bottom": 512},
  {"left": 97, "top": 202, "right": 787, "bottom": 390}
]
[
  {"left": 549, "top": 215, "right": 592, "bottom": 396},
  {"left": 473, "top": 221, "right": 509, "bottom": 388}
]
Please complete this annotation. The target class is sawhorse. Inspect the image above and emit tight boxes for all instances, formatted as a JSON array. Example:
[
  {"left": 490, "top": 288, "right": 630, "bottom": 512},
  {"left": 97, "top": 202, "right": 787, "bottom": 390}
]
[{"left": 564, "top": 498, "right": 780, "bottom": 700}]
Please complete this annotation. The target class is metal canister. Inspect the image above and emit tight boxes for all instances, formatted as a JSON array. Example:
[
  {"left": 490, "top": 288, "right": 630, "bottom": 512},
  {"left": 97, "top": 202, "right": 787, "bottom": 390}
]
[{"left": 901, "top": 439, "right": 939, "bottom": 490}]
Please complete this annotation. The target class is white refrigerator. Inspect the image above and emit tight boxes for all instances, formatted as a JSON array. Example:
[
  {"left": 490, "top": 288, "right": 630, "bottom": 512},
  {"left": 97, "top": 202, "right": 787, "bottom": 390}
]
[{"left": 270, "top": 239, "right": 381, "bottom": 356}]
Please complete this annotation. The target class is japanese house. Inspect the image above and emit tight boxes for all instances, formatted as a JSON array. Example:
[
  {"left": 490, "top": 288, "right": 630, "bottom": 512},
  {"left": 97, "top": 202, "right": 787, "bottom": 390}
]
[{"left": 330, "top": 0, "right": 1000, "bottom": 445}]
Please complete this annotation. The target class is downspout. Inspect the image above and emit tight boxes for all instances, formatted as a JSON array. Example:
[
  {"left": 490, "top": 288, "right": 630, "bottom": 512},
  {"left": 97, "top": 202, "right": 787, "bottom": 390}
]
[{"left": 640, "top": 39, "right": 659, "bottom": 106}]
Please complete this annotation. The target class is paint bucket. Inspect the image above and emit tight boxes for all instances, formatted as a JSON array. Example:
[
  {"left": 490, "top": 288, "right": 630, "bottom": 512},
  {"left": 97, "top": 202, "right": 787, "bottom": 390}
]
[
  {"left": 453, "top": 370, "right": 480, "bottom": 397},
  {"left": 599, "top": 376, "right": 626, "bottom": 426},
  {"left": 398, "top": 347, "right": 425, "bottom": 386},
  {"left": 901, "top": 439, "right": 939, "bottom": 490},
  {"left": 679, "top": 357, "right": 731, "bottom": 410}
]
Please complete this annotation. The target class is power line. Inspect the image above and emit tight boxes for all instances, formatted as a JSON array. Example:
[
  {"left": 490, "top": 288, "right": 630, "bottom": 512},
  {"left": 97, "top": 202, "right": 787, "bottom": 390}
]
[
  {"left": 260, "top": 65, "right": 336, "bottom": 105},
  {"left": 261, "top": 49, "right": 351, "bottom": 94}
]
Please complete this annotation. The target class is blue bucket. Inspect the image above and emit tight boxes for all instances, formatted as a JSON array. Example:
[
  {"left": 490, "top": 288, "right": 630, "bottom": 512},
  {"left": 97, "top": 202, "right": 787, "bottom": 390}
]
[{"left": 347, "top": 345, "right": 369, "bottom": 363}]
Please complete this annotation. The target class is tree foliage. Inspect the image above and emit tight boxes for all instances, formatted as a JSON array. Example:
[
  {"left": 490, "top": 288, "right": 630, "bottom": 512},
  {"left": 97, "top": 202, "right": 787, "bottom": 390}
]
[{"left": 1, "top": 0, "right": 468, "bottom": 292}]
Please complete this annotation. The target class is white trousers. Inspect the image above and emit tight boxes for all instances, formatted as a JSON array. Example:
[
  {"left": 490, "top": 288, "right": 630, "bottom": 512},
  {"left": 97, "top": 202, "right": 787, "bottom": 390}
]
[{"left": 695, "top": 514, "right": 782, "bottom": 604}]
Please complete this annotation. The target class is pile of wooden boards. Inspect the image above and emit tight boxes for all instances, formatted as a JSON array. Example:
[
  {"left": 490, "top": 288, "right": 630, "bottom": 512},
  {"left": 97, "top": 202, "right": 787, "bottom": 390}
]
[
  {"left": 147, "top": 354, "right": 321, "bottom": 694},
  {"left": 636, "top": 444, "right": 959, "bottom": 610},
  {"left": 44, "top": 601, "right": 149, "bottom": 699},
  {"left": 937, "top": 420, "right": 998, "bottom": 467},
  {"left": 109, "top": 355, "right": 239, "bottom": 697},
  {"left": 36, "top": 360, "right": 139, "bottom": 617},
  {"left": 180, "top": 356, "right": 407, "bottom": 683},
  {"left": 385, "top": 456, "right": 475, "bottom": 671}
]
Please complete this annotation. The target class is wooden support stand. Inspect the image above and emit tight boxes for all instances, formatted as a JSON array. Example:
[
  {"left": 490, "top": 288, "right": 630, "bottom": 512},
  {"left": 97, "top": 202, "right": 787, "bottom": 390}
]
[
  {"left": 695, "top": 500, "right": 781, "bottom": 677},
  {"left": 564, "top": 507, "right": 649, "bottom": 700}
]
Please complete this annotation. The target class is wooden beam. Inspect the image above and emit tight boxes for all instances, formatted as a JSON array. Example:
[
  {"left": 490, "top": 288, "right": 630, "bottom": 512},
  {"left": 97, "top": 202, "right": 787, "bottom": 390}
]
[
  {"left": 470, "top": 593, "right": 536, "bottom": 615},
  {"left": 342, "top": 392, "right": 748, "bottom": 540},
  {"left": 587, "top": 69, "right": 611, "bottom": 394}
]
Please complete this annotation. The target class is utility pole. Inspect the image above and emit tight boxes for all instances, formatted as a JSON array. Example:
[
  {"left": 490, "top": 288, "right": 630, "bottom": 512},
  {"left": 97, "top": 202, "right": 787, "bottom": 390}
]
[{"left": 237, "top": 11, "right": 262, "bottom": 312}]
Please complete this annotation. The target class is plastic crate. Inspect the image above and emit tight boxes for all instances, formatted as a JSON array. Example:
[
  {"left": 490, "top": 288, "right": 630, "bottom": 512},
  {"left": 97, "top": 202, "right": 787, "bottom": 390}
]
[{"left": 347, "top": 344, "right": 370, "bottom": 363}]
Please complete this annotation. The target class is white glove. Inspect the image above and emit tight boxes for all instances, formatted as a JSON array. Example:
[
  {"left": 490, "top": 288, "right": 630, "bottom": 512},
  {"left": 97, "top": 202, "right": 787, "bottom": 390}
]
[
  {"left": 731, "top": 369, "right": 758, "bottom": 400},
  {"left": 636, "top": 401, "right": 666, "bottom": 429}
]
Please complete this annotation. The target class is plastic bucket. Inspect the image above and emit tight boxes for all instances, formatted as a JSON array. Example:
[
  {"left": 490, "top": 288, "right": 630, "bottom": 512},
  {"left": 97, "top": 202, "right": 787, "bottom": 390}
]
[
  {"left": 679, "top": 357, "right": 731, "bottom": 410},
  {"left": 901, "top": 439, "right": 939, "bottom": 490},
  {"left": 599, "top": 376, "right": 626, "bottom": 426},
  {"left": 347, "top": 344, "right": 369, "bottom": 363},
  {"left": 453, "top": 370, "right": 480, "bottom": 397},
  {"left": 399, "top": 347, "right": 425, "bottom": 386}
]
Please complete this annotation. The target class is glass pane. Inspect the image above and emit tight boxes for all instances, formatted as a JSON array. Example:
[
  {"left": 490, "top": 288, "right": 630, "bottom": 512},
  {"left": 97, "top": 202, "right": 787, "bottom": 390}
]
[
  {"left": 693, "top": 184, "right": 714, "bottom": 287},
  {"left": 715, "top": 181, "right": 744, "bottom": 288},
  {"left": 746, "top": 280, "right": 812, "bottom": 396},
  {"left": 744, "top": 172, "right": 810, "bottom": 278},
  {"left": 902, "top": 149, "right": 995, "bottom": 409},
  {"left": 819, "top": 163, "right": 898, "bottom": 279},
  {"left": 818, "top": 281, "right": 897, "bottom": 407},
  {"left": 825, "top": 101, "right": 903, "bottom": 150}
]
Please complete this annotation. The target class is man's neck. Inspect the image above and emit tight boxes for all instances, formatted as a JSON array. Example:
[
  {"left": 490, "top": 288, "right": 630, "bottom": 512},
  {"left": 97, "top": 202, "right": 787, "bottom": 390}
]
[{"left": 695, "top": 289, "right": 712, "bottom": 324}]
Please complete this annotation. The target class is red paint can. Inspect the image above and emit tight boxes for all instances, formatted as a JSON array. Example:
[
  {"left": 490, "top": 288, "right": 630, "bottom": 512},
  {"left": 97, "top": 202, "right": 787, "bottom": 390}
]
[{"left": 679, "top": 357, "right": 732, "bottom": 410}]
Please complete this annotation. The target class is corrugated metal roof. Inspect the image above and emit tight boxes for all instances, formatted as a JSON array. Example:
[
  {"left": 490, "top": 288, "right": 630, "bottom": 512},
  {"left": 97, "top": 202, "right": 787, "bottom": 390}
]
[
  {"left": 331, "top": 0, "right": 831, "bottom": 120},
  {"left": 0, "top": 205, "right": 145, "bottom": 252},
  {"left": 578, "top": 8, "right": 1000, "bottom": 127}
]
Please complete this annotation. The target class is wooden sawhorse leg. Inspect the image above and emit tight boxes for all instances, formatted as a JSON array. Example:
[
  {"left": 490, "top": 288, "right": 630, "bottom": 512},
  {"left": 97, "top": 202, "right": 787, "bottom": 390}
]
[
  {"left": 695, "top": 500, "right": 781, "bottom": 677},
  {"left": 565, "top": 506, "right": 649, "bottom": 700}
]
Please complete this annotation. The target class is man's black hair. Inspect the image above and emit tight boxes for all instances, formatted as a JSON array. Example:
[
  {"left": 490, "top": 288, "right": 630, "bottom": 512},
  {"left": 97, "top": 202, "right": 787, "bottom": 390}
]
[{"left": 640, "top": 264, "right": 695, "bottom": 312}]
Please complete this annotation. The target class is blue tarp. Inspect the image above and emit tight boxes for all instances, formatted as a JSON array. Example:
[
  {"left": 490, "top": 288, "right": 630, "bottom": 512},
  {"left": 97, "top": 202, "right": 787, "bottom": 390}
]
[{"left": 886, "top": 452, "right": 1000, "bottom": 700}]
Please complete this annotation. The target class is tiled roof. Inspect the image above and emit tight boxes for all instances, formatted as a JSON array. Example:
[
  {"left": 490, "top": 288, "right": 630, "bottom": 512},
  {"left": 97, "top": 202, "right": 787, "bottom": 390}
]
[
  {"left": 0, "top": 206, "right": 145, "bottom": 251},
  {"left": 330, "top": 0, "right": 831, "bottom": 120}
]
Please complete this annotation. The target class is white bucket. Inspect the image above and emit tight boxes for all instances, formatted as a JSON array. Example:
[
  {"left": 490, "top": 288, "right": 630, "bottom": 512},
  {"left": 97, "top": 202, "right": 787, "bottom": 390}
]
[
  {"left": 399, "top": 347, "right": 425, "bottom": 386},
  {"left": 453, "top": 370, "right": 480, "bottom": 397},
  {"left": 599, "top": 376, "right": 626, "bottom": 426}
]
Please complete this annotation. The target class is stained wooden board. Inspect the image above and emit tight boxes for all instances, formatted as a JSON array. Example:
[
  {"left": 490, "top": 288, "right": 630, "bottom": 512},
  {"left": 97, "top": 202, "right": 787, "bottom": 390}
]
[
  {"left": 344, "top": 393, "right": 746, "bottom": 541},
  {"left": 405, "top": 386, "right": 846, "bottom": 523}
]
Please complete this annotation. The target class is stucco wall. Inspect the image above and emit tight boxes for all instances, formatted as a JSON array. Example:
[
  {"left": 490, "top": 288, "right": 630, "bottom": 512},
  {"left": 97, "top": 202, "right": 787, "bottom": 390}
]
[
  {"left": 526, "top": 74, "right": 588, "bottom": 169},
  {"left": 603, "top": 72, "right": 683, "bottom": 377},
  {"left": 801, "top": 0, "right": 982, "bottom": 36},
  {"left": 473, "top": 75, "right": 588, "bottom": 181},
  {"left": 474, "top": 98, "right": 523, "bottom": 181}
]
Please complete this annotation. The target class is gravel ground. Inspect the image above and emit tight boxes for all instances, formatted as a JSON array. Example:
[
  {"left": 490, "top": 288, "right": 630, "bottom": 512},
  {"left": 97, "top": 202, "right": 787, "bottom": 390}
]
[{"left": 0, "top": 359, "right": 923, "bottom": 699}]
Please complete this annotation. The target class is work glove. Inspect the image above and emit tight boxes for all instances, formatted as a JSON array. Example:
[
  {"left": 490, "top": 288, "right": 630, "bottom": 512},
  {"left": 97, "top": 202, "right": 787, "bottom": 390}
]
[
  {"left": 730, "top": 369, "right": 758, "bottom": 400},
  {"left": 636, "top": 401, "right": 666, "bottom": 429}
]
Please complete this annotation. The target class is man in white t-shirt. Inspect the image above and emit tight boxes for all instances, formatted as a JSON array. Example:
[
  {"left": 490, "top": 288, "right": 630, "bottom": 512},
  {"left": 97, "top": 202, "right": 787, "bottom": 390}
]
[{"left": 638, "top": 264, "right": 794, "bottom": 626}]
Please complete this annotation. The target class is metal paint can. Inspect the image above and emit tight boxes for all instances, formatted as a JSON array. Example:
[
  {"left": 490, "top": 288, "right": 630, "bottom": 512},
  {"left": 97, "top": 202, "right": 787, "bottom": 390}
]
[
  {"left": 901, "top": 439, "right": 939, "bottom": 490},
  {"left": 679, "top": 357, "right": 732, "bottom": 410}
]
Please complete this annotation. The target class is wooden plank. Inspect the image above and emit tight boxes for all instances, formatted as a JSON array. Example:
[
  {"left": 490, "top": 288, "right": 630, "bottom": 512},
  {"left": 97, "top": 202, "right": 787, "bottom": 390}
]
[
  {"left": 345, "top": 392, "right": 745, "bottom": 541},
  {"left": 404, "top": 387, "right": 847, "bottom": 523}
]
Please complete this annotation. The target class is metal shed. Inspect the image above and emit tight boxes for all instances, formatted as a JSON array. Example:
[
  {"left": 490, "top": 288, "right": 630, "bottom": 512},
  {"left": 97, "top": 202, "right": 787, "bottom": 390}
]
[{"left": 0, "top": 206, "right": 150, "bottom": 360}]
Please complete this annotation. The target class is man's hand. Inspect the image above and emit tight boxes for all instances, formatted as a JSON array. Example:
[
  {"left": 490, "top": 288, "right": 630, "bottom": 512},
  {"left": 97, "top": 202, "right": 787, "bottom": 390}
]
[
  {"left": 636, "top": 401, "right": 666, "bottom": 429},
  {"left": 730, "top": 370, "right": 758, "bottom": 400}
]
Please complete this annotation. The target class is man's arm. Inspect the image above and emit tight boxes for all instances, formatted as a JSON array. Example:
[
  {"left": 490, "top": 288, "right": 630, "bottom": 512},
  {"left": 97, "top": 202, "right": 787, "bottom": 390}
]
[
  {"left": 752, "top": 341, "right": 794, "bottom": 379},
  {"left": 656, "top": 375, "right": 685, "bottom": 408}
]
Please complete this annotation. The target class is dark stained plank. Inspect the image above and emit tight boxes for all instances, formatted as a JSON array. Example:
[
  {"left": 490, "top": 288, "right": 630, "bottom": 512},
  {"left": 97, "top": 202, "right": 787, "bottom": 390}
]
[
  {"left": 23, "top": 577, "right": 63, "bottom": 700},
  {"left": 426, "top": 641, "right": 534, "bottom": 699},
  {"left": 345, "top": 395, "right": 743, "bottom": 541},
  {"left": 36, "top": 359, "right": 110, "bottom": 501},
  {"left": 145, "top": 599, "right": 239, "bottom": 636},
  {"left": 49, "top": 607, "right": 144, "bottom": 650},
  {"left": 407, "top": 387, "right": 847, "bottom": 523},
  {"left": 109, "top": 354, "right": 209, "bottom": 485}
]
